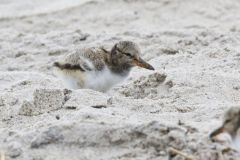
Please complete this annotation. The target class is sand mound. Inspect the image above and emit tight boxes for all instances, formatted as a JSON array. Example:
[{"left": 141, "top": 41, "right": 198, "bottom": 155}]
[{"left": 117, "top": 72, "right": 169, "bottom": 99}]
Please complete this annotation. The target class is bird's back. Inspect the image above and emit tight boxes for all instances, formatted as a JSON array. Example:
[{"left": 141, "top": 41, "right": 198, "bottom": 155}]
[
  {"left": 61, "top": 47, "right": 109, "bottom": 72},
  {"left": 54, "top": 46, "right": 117, "bottom": 91}
]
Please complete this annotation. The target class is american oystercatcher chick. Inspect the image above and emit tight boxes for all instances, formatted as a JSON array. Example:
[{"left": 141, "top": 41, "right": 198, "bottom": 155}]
[
  {"left": 53, "top": 41, "right": 154, "bottom": 92},
  {"left": 210, "top": 107, "right": 240, "bottom": 140}
]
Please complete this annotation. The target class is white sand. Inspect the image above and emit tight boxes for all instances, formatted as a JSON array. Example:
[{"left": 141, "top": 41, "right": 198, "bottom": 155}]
[{"left": 1, "top": 0, "right": 240, "bottom": 159}]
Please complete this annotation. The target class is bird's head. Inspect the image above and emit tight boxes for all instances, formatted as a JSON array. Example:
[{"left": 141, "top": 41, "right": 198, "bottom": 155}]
[
  {"left": 210, "top": 107, "right": 240, "bottom": 139},
  {"left": 110, "top": 41, "right": 154, "bottom": 70}
]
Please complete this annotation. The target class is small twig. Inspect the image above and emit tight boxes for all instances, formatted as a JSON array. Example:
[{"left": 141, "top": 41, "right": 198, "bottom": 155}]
[
  {"left": 91, "top": 105, "right": 107, "bottom": 109},
  {"left": 0, "top": 151, "right": 5, "bottom": 160},
  {"left": 168, "top": 147, "right": 195, "bottom": 160}
]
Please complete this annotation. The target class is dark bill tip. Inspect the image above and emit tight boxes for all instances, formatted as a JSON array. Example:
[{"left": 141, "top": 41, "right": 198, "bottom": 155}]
[{"left": 147, "top": 64, "right": 155, "bottom": 70}]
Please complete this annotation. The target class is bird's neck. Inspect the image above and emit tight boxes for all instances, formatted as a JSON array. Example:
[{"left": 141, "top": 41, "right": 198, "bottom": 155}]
[
  {"left": 108, "top": 63, "right": 132, "bottom": 76},
  {"left": 103, "top": 50, "right": 132, "bottom": 76}
]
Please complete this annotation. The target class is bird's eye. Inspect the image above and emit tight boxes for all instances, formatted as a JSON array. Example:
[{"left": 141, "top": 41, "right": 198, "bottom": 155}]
[
  {"left": 125, "top": 53, "right": 132, "bottom": 57},
  {"left": 224, "top": 119, "right": 231, "bottom": 124}
]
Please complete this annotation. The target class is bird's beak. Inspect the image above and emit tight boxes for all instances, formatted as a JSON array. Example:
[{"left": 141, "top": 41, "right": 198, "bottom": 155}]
[
  {"left": 132, "top": 57, "right": 155, "bottom": 70},
  {"left": 209, "top": 126, "right": 225, "bottom": 138}
]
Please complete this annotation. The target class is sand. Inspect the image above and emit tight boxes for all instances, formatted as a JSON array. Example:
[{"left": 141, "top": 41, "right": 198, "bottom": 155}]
[{"left": 1, "top": 0, "right": 240, "bottom": 159}]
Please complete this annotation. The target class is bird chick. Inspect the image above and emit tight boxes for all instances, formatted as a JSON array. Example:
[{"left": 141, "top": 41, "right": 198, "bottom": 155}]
[
  {"left": 210, "top": 107, "right": 240, "bottom": 140},
  {"left": 53, "top": 41, "right": 154, "bottom": 92}
]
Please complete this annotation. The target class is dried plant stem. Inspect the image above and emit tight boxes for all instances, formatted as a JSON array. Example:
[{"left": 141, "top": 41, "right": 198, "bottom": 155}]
[
  {"left": 0, "top": 151, "right": 5, "bottom": 160},
  {"left": 168, "top": 147, "right": 194, "bottom": 160}
]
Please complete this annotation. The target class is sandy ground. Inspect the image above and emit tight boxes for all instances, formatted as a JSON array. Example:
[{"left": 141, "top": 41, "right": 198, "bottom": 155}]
[{"left": 1, "top": 0, "right": 240, "bottom": 159}]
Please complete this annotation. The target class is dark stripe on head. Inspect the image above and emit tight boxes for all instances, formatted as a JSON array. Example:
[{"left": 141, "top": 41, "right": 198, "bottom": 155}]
[{"left": 101, "top": 47, "right": 109, "bottom": 54}]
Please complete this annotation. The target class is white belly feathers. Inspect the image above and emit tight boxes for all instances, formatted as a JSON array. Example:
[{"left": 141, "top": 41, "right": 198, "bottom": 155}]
[
  {"left": 54, "top": 66, "right": 125, "bottom": 92},
  {"left": 84, "top": 67, "right": 125, "bottom": 92}
]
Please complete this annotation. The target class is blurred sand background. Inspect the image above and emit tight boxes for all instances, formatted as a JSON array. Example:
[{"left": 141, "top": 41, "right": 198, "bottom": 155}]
[{"left": 1, "top": 0, "right": 240, "bottom": 159}]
